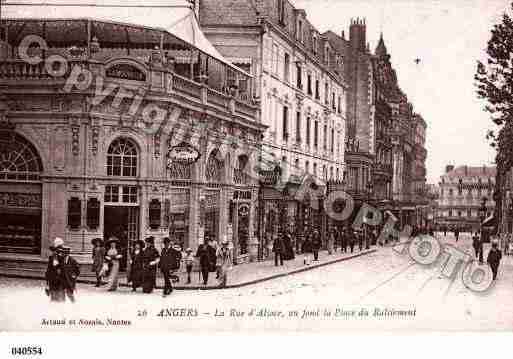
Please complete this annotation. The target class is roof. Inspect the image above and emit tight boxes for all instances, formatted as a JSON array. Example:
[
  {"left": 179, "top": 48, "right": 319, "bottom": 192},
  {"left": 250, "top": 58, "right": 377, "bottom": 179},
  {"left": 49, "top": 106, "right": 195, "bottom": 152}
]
[
  {"left": 199, "top": 0, "right": 259, "bottom": 26},
  {"left": 444, "top": 166, "right": 497, "bottom": 178},
  {"left": 3, "top": 1, "right": 250, "bottom": 75}
]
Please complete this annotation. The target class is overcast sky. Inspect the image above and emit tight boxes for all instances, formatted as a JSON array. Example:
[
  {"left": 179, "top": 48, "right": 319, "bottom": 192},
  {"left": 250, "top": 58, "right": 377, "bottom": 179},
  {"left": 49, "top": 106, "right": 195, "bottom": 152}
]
[
  {"left": 4, "top": 0, "right": 511, "bottom": 183},
  {"left": 291, "top": 0, "right": 510, "bottom": 183}
]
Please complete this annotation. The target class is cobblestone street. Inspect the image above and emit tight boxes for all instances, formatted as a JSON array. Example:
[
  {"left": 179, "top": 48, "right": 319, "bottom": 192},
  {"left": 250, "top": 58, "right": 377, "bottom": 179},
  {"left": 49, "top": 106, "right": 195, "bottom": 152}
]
[{"left": 1, "top": 233, "right": 512, "bottom": 331}]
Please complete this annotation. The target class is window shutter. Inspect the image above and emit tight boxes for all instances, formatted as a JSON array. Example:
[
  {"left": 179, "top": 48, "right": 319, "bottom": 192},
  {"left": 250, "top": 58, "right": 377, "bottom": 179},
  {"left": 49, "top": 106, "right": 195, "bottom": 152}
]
[
  {"left": 86, "top": 198, "right": 100, "bottom": 229},
  {"left": 68, "top": 197, "right": 81, "bottom": 229}
]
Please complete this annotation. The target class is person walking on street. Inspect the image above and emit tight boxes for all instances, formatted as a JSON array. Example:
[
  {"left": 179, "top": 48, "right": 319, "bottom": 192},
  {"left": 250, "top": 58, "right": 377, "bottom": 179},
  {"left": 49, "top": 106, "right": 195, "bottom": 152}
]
[
  {"left": 159, "top": 237, "right": 179, "bottom": 296},
  {"left": 91, "top": 238, "right": 105, "bottom": 287},
  {"left": 51, "top": 246, "right": 80, "bottom": 302},
  {"left": 216, "top": 238, "right": 233, "bottom": 288},
  {"left": 311, "top": 230, "right": 322, "bottom": 261},
  {"left": 196, "top": 240, "right": 212, "bottom": 285},
  {"left": 184, "top": 248, "right": 194, "bottom": 284},
  {"left": 327, "top": 229, "right": 335, "bottom": 255},
  {"left": 487, "top": 240, "right": 502, "bottom": 280},
  {"left": 454, "top": 227, "right": 460, "bottom": 242},
  {"left": 208, "top": 239, "right": 219, "bottom": 279},
  {"left": 302, "top": 233, "right": 312, "bottom": 265},
  {"left": 129, "top": 240, "right": 145, "bottom": 292},
  {"left": 357, "top": 229, "right": 363, "bottom": 251},
  {"left": 105, "top": 238, "right": 122, "bottom": 291},
  {"left": 141, "top": 236, "right": 160, "bottom": 294},
  {"left": 474, "top": 231, "right": 484, "bottom": 264},
  {"left": 272, "top": 233, "right": 284, "bottom": 266},
  {"left": 45, "top": 237, "right": 66, "bottom": 302},
  {"left": 349, "top": 228, "right": 356, "bottom": 253},
  {"left": 283, "top": 231, "right": 295, "bottom": 260}
]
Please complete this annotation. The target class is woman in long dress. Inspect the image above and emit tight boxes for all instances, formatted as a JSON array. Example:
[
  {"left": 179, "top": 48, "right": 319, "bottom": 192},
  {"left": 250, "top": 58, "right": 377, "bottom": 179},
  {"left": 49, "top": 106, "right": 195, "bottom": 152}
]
[
  {"left": 105, "top": 238, "right": 122, "bottom": 291},
  {"left": 91, "top": 238, "right": 105, "bottom": 287},
  {"left": 129, "top": 240, "right": 145, "bottom": 292}
]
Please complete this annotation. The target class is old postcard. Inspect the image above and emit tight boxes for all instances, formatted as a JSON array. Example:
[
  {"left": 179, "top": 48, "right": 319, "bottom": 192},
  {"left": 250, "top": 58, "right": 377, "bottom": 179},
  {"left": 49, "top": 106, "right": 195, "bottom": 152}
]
[{"left": 0, "top": 0, "right": 512, "bottom": 342}]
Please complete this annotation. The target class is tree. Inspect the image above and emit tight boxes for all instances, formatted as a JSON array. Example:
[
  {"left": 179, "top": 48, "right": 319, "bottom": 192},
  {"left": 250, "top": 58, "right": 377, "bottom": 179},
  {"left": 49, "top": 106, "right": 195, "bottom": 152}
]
[{"left": 475, "top": 3, "right": 513, "bottom": 172}]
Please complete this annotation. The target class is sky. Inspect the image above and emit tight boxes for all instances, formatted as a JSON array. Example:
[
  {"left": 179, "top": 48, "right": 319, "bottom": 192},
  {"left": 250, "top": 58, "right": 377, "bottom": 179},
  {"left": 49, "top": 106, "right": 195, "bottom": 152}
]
[
  {"left": 3, "top": 0, "right": 511, "bottom": 183},
  {"left": 291, "top": 0, "right": 510, "bottom": 183}
]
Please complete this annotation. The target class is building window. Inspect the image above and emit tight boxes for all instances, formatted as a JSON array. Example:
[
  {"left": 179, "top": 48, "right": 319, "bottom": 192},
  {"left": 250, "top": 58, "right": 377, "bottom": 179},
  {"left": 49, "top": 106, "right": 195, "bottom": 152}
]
[
  {"left": 323, "top": 165, "right": 327, "bottom": 180},
  {"left": 284, "top": 53, "right": 290, "bottom": 82},
  {"left": 325, "top": 46, "right": 330, "bottom": 66},
  {"left": 0, "top": 132, "right": 43, "bottom": 181},
  {"left": 295, "top": 111, "right": 301, "bottom": 143},
  {"left": 323, "top": 124, "right": 327, "bottom": 150},
  {"left": 104, "top": 185, "right": 119, "bottom": 203},
  {"left": 305, "top": 160, "right": 310, "bottom": 173},
  {"left": 314, "top": 120, "right": 319, "bottom": 148},
  {"left": 449, "top": 189, "right": 453, "bottom": 196},
  {"left": 457, "top": 211, "right": 462, "bottom": 217},
  {"left": 272, "top": 44, "right": 279, "bottom": 75},
  {"left": 467, "top": 209, "right": 472, "bottom": 218},
  {"left": 282, "top": 105, "right": 289, "bottom": 140},
  {"left": 331, "top": 127, "right": 335, "bottom": 153},
  {"left": 307, "top": 74, "right": 312, "bottom": 95},
  {"left": 338, "top": 95, "right": 342, "bottom": 113},
  {"left": 107, "top": 138, "right": 138, "bottom": 177},
  {"left": 295, "top": 158, "right": 300, "bottom": 175},
  {"left": 278, "top": 0, "right": 285, "bottom": 25},
  {"left": 104, "top": 185, "right": 138, "bottom": 204},
  {"left": 336, "top": 168, "right": 340, "bottom": 179},
  {"left": 313, "top": 163, "right": 317, "bottom": 177},
  {"left": 297, "top": 19, "right": 303, "bottom": 43},
  {"left": 325, "top": 82, "right": 329, "bottom": 104},
  {"left": 122, "top": 185, "right": 138, "bottom": 203},
  {"left": 296, "top": 62, "right": 303, "bottom": 89},
  {"left": 313, "top": 36, "right": 317, "bottom": 55},
  {"left": 315, "top": 79, "right": 320, "bottom": 100},
  {"left": 306, "top": 116, "right": 311, "bottom": 146},
  {"left": 449, "top": 210, "right": 453, "bottom": 217},
  {"left": 332, "top": 92, "right": 336, "bottom": 110}
]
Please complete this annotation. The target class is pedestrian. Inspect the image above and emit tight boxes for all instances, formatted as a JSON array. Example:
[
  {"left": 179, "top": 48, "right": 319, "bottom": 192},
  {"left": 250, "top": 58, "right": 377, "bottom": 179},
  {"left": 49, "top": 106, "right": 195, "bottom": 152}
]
[
  {"left": 105, "top": 237, "right": 122, "bottom": 292},
  {"left": 184, "top": 248, "right": 194, "bottom": 284},
  {"left": 487, "top": 240, "right": 502, "bottom": 280},
  {"left": 311, "top": 229, "right": 322, "bottom": 261},
  {"left": 159, "top": 237, "right": 178, "bottom": 296},
  {"left": 341, "top": 228, "right": 348, "bottom": 253},
  {"left": 357, "top": 229, "right": 363, "bottom": 251},
  {"left": 216, "top": 238, "right": 233, "bottom": 288},
  {"left": 129, "top": 240, "right": 145, "bottom": 292},
  {"left": 348, "top": 228, "right": 356, "bottom": 253},
  {"left": 208, "top": 239, "right": 219, "bottom": 279},
  {"left": 327, "top": 229, "right": 335, "bottom": 255},
  {"left": 91, "top": 238, "right": 105, "bottom": 287},
  {"left": 141, "top": 236, "right": 160, "bottom": 294},
  {"left": 171, "top": 243, "right": 183, "bottom": 283},
  {"left": 272, "top": 233, "right": 284, "bottom": 266},
  {"left": 58, "top": 246, "right": 80, "bottom": 302},
  {"left": 195, "top": 240, "right": 212, "bottom": 285},
  {"left": 454, "top": 227, "right": 459, "bottom": 242},
  {"left": 443, "top": 226, "right": 447, "bottom": 237},
  {"left": 302, "top": 233, "right": 312, "bottom": 265},
  {"left": 282, "top": 231, "right": 295, "bottom": 260},
  {"left": 45, "top": 237, "right": 65, "bottom": 302}
]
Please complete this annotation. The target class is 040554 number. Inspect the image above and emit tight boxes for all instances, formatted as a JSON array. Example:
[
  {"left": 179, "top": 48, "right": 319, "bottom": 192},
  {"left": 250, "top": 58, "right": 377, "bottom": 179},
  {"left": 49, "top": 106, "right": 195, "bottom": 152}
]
[{"left": 11, "top": 346, "right": 43, "bottom": 355}]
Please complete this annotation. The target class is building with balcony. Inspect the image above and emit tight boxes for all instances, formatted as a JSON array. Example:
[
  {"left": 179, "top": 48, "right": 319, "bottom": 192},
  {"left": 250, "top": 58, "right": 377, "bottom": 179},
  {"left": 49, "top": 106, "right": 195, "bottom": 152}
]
[
  {"left": 199, "top": 0, "right": 347, "bottom": 243},
  {"left": 0, "top": 4, "right": 265, "bottom": 272},
  {"left": 436, "top": 165, "right": 496, "bottom": 230}
]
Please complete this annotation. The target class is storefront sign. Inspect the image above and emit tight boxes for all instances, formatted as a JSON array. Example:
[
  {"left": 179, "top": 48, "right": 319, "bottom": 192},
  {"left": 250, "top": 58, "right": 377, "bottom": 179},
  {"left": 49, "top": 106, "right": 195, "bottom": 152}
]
[
  {"left": 106, "top": 63, "right": 146, "bottom": 81},
  {"left": 167, "top": 143, "right": 201, "bottom": 166},
  {"left": 233, "top": 190, "right": 252, "bottom": 200}
]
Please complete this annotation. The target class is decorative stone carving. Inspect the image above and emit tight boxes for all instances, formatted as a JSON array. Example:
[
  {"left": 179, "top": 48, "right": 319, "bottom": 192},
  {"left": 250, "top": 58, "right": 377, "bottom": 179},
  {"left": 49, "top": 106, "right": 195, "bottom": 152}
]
[
  {"left": 91, "top": 126, "right": 100, "bottom": 155},
  {"left": 71, "top": 126, "right": 80, "bottom": 156},
  {"left": 154, "top": 132, "right": 161, "bottom": 158}
]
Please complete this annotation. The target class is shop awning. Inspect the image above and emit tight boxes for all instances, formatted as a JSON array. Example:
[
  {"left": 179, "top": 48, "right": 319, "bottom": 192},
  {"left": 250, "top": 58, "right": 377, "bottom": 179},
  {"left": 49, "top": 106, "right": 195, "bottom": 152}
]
[
  {"left": 482, "top": 214, "right": 496, "bottom": 227},
  {"left": 3, "top": 1, "right": 251, "bottom": 76}
]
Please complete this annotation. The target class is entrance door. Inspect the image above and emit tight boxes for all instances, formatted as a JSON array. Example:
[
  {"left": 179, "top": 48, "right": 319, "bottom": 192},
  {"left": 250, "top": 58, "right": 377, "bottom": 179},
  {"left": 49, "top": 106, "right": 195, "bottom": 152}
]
[{"left": 104, "top": 206, "right": 139, "bottom": 272}]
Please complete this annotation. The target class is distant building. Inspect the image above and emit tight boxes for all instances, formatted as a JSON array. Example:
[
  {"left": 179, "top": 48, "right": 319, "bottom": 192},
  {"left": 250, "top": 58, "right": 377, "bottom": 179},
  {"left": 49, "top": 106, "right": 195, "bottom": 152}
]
[{"left": 436, "top": 165, "right": 496, "bottom": 229}]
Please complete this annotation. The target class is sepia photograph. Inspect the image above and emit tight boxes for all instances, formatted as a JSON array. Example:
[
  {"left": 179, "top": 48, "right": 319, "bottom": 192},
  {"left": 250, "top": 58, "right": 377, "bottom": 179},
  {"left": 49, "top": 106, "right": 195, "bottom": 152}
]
[{"left": 0, "top": 0, "right": 512, "bottom": 347}]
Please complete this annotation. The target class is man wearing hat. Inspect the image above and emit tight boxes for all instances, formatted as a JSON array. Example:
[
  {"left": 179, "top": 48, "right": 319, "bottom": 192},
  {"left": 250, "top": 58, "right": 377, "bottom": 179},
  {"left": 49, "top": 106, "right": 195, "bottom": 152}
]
[
  {"left": 141, "top": 236, "right": 160, "bottom": 294},
  {"left": 91, "top": 238, "right": 105, "bottom": 287},
  {"left": 58, "top": 246, "right": 80, "bottom": 302},
  {"left": 159, "top": 237, "right": 181, "bottom": 296},
  {"left": 487, "top": 239, "right": 502, "bottom": 281},
  {"left": 216, "top": 237, "right": 233, "bottom": 288},
  {"left": 45, "top": 237, "right": 65, "bottom": 301}
]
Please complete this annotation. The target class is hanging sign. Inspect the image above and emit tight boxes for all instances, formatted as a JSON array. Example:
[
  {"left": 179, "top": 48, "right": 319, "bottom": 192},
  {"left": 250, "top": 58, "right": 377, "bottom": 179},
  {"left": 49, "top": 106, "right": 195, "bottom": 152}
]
[
  {"left": 238, "top": 204, "right": 250, "bottom": 217},
  {"left": 167, "top": 143, "right": 201, "bottom": 167}
]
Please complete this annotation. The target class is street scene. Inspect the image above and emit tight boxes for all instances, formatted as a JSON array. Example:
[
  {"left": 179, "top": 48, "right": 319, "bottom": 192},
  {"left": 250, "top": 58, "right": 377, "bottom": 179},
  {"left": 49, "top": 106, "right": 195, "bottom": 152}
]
[
  {"left": 1, "top": 0, "right": 513, "bottom": 334},
  {"left": 0, "top": 232, "right": 511, "bottom": 331}
]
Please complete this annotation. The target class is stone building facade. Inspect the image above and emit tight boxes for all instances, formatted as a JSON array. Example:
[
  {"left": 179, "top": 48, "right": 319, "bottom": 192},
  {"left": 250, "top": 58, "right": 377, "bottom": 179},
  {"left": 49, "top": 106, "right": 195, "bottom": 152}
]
[
  {"left": 199, "top": 0, "right": 347, "bottom": 242},
  {"left": 0, "top": 14, "right": 264, "bottom": 271},
  {"left": 436, "top": 165, "right": 496, "bottom": 229}
]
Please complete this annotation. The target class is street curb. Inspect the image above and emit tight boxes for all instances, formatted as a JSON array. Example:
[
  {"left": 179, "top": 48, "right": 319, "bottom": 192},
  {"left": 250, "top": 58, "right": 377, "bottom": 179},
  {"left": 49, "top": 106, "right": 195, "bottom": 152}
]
[{"left": 0, "top": 248, "right": 377, "bottom": 290}]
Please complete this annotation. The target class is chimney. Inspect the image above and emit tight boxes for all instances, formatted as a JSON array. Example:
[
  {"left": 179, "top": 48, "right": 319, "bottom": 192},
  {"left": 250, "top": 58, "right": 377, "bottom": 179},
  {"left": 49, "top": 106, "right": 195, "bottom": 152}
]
[{"left": 445, "top": 165, "right": 454, "bottom": 173}]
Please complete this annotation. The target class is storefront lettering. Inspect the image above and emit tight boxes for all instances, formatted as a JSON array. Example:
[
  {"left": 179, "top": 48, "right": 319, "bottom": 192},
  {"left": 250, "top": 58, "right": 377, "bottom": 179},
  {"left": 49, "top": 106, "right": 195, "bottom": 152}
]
[{"left": 167, "top": 144, "right": 201, "bottom": 166}]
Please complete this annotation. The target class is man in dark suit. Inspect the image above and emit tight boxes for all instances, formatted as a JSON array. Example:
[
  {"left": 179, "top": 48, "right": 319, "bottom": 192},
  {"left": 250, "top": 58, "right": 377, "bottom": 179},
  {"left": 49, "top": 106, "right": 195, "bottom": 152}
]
[
  {"left": 196, "top": 240, "right": 212, "bottom": 285},
  {"left": 58, "top": 246, "right": 80, "bottom": 303},
  {"left": 272, "top": 234, "right": 284, "bottom": 266},
  {"left": 159, "top": 237, "right": 180, "bottom": 296},
  {"left": 311, "top": 230, "right": 322, "bottom": 261},
  {"left": 487, "top": 240, "right": 502, "bottom": 280}
]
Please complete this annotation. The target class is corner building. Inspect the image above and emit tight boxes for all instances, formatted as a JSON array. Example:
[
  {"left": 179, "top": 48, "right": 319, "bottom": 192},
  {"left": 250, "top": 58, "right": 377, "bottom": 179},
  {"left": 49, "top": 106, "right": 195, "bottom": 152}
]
[{"left": 0, "top": 6, "right": 265, "bottom": 273}]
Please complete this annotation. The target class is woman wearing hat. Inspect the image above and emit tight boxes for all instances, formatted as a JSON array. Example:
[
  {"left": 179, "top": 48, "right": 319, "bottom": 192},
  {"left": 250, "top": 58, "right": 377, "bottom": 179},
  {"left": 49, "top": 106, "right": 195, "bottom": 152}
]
[
  {"left": 91, "top": 238, "right": 105, "bottom": 287},
  {"left": 216, "top": 238, "right": 233, "bottom": 288},
  {"left": 105, "top": 237, "right": 122, "bottom": 291},
  {"left": 141, "top": 236, "right": 160, "bottom": 294},
  {"left": 128, "top": 239, "right": 145, "bottom": 292}
]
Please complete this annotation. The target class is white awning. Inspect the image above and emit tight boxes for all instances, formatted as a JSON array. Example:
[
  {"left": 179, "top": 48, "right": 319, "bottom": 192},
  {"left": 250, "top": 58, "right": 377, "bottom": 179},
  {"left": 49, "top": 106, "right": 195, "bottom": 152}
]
[{"left": 3, "top": 1, "right": 251, "bottom": 75}]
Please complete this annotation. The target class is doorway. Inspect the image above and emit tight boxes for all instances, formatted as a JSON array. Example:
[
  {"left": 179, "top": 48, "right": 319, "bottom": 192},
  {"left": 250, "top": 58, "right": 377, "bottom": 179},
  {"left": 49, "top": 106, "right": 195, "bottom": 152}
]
[{"left": 103, "top": 206, "right": 139, "bottom": 272}]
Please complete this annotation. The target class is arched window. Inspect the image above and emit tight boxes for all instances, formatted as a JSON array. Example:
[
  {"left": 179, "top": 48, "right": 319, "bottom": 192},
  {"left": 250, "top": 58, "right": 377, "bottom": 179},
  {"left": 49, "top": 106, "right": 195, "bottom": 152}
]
[
  {"left": 234, "top": 155, "right": 249, "bottom": 184},
  {"left": 0, "top": 132, "right": 43, "bottom": 181},
  {"left": 206, "top": 149, "right": 224, "bottom": 183},
  {"left": 107, "top": 138, "right": 138, "bottom": 177}
]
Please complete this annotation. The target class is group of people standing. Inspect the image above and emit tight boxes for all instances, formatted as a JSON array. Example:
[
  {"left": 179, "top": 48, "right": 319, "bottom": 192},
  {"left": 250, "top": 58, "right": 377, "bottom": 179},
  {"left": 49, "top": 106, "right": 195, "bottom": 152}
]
[{"left": 471, "top": 231, "right": 502, "bottom": 281}]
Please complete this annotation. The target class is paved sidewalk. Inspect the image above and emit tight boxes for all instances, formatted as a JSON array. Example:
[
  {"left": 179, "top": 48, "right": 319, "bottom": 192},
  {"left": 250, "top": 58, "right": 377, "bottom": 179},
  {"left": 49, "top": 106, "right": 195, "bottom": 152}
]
[{"left": 0, "top": 247, "right": 376, "bottom": 290}]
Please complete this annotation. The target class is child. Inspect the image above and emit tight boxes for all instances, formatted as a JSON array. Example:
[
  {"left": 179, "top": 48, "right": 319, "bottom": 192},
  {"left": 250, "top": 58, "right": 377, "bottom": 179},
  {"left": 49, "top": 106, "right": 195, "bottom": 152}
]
[{"left": 184, "top": 248, "right": 194, "bottom": 284}]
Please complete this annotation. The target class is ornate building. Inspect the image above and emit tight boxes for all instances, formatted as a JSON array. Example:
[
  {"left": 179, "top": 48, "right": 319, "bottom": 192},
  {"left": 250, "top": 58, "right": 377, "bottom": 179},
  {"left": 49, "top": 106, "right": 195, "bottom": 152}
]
[
  {"left": 199, "top": 0, "right": 347, "bottom": 245},
  {"left": 0, "top": 6, "right": 264, "bottom": 273},
  {"left": 436, "top": 165, "right": 496, "bottom": 230}
]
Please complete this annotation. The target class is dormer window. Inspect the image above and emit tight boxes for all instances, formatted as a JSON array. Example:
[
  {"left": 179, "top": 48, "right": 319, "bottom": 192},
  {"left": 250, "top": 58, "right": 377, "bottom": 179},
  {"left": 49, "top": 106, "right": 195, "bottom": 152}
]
[
  {"left": 325, "top": 45, "right": 330, "bottom": 66},
  {"left": 278, "top": 0, "right": 285, "bottom": 25},
  {"left": 312, "top": 36, "right": 317, "bottom": 55},
  {"left": 297, "top": 19, "right": 303, "bottom": 43}
]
